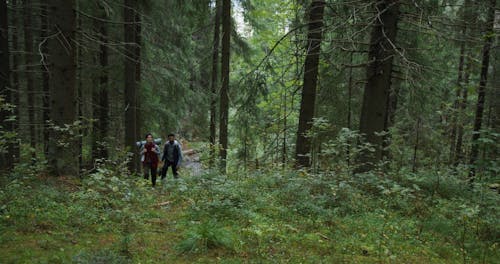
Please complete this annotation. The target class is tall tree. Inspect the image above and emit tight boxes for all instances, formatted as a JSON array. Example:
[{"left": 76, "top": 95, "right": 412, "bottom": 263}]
[
  {"left": 468, "top": 0, "right": 496, "bottom": 182},
  {"left": 356, "top": 0, "right": 400, "bottom": 173},
  {"left": 218, "top": 0, "right": 231, "bottom": 173},
  {"left": 23, "top": 0, "right": 35, "bottom": 159},
  {"left": 381, "top": 77, "right": 401, "bottom": 161},
  {"left": 454, "top": 57, "right": 472, "bottom": 165},
  {"left": 210, "top": 0, "right": 221, "bottom": 168},
  {"left": 9, "top": 0, "right": 20, "bottom": 164},
  {"left": 47, "top": 0, "right": 78, "bottom": 175},
  {"left": 449, "top": 0, "right": 471, "bottom": 164},
  {"left": 92, "top": 4, "right": 110, "bottom": 161},
  {"left": 40, "top": 2, "right": 50, "bottom": 158},
  {"left": 0, "top": 0, "right": 10, "bottom": 169},
  {"left": 124, "top": 0, "right": 138, "bottom": 172},
  {"left": 76, "top": 3, "right": 83, "bottom": 171},
  {"left": 493, "top": 8, "right": 500, "bottom": 136},
  {"left": 295, "top": 0, "right": 326, "bottom": 168},
  {"left": 135, "top": 10, "right": 142, "bottom": 171},
  {"left": 454, "top": 2, "right": 479, "bottom": 166}
]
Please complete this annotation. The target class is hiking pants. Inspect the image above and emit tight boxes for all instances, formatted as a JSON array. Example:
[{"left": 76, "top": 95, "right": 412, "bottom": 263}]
[
  {"left": 143, "top": 162, "right": 157, "bottom": 187},
  {"left": 161, "top": 160, "right": 178, "bottom": 179}
]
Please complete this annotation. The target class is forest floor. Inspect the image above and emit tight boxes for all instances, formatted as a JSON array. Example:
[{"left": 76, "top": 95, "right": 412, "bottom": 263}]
[{"left": 0, "top": 145, "right": 498, "bottom": 263}]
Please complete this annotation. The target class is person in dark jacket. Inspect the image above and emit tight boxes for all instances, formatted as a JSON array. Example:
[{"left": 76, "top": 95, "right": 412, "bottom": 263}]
[
  {"left": 140, "top": 133, "right": 161, "bottom": 187},
  {"left": 160, "top": 133, "right": 183, "bottom": 179}
]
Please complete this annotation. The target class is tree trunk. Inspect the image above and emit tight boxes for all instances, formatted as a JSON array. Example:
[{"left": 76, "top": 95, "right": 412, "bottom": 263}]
[
  {"left": 210, "top": 0, "right": 221, "bottom": 169},
  {"left": 449, "top": 41, "right": 466, "bottom": 162},
  {"left": 47, "top": 0, "right": 78, "bottom": 176},
  {"left": 218, "top": 0, "right": 230, "bottom": 173},
  {"left": 294, "top": 0, "right": 326, "bottom": 168},
  {"left": 77, "top": 7, "right": 83, "bottom": 171},
  {"left": 91, "top": 48, "right": 99, "bottom": 162},
  {"left": 99, "top": 33, "right": 109, "bottom": 160},
  {"left": 135, "top": 11, "right": 142, "bottom": 171},
  {"left": 356, "top": 0, "right": 400, "bottom": 173},
  {"left": 469, "top": 0, "right": 496, "bottom": 182},
  {"left": 450, "top": 0, "right": 471, "bottom": 165},
  {"left": 346, "top": 52, "right": 354, "bottom": 168},
  {"left": 0, "top": 0, "right": 10, "bottom": 169},
  {"left": 9, "top": 0, "right": 20, "bottom": 164},
  {"left": 282, "top": 85, "right": 287, "bottom": 168},
  {"left": 491, "top": 9, "right": 499, "bottom": 162},
  {"left": 124, "top": 0, "right": 138, "bottom": 172},
  {"left": 92, "top": 5, "right": 110, "bottom": 161},
  {"left": 41, "top": 2, "right": 50, "bottom": 158},
  {"left": 454, "top": 56, "right": 472, "bottom": 165},
  {"left": 412, "top": 118, "right": 421, "bottom": 173},
  {"left": 243, "top": 128, "right": 248, "bottom": 171},
  {"left": 23, "top": 0, "right": 35, "bottom": 159},
  {"left": 381, "top": 77, "right": 400, "bottom": 160}
]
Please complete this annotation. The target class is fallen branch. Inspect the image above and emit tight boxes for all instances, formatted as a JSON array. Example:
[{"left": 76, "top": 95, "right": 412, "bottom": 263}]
[{"left": 155, "top": 201, "right": 172, "bottom": 207}]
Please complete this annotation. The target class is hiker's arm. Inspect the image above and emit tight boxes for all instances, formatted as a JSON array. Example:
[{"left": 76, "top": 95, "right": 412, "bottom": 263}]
[
  {"left": 177, "top": 144, "right": 183, "bottom": 166},
  {"left": 154, "top": 145, "right": 161, "bottom": 159},
  {"left": 154, "top": 145, "right": 161, "bottom": 154},
  {"left": 161, "top": 144, "right": 167, "bottom": 162}
]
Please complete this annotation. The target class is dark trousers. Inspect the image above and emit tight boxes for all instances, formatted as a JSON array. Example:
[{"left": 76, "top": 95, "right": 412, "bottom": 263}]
[
  {"left": 143, "top": 162, "right": 157, "bottom": 187},
  {"left": 161, "top": 160, "right": 178, "bottom": 179}
]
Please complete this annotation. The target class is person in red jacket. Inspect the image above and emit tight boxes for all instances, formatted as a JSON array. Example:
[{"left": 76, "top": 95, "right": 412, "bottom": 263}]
[{"left": 140, "top": 133, "right": 161, "bottom": 187}]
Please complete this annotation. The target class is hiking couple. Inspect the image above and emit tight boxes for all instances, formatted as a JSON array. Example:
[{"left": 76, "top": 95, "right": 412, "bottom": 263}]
[{"left": 140, "top": 133, "right": 183, "bottom": 187}]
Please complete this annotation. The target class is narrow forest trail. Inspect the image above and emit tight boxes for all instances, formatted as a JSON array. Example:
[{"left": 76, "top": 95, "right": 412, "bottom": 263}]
[{"left": 181, "top": 148, "right": 203, "bottom": 176}]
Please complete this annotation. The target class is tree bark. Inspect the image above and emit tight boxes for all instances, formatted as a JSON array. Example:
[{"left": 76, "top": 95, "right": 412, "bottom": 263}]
[
  {"left": 449, "top": 44, "right": 465, "bottom": 161},
  {"left": 41, "top": 2, "right": 50, "bottom": 158},
  {"left": 356, "top": 0, "right": 400, "bottom": 173},
  {"left": 218, "top": 0, "right": 230, "bottom": 173},
  {"left": 294, "top": 0, "right": 326, "bottom": 168},
  {"left": 0, "top": 0, "right": 10, "bottom": 169},
  {"left": 91, "top": 5, "right": 110, "bottom": 162},
  {"left": 23, "top": 0, "right": 36, "bottom": 159},
  {"left": 210, "top": 0, "right": 221, "bottom": 169},
  {"left": 47, "top": 0, "right": 78, "bottom": 176},
  {"left": 135, "top": 11, "right": 142, "bottom": 171},
  {"left": 450, "top": 0, "right": 471, "bottom": 165},
  {"left": 412, "top": 118, "right": 421, "bottom": 173},
  {"left": 381, "top": 74, "right": 400, "bottom": 161},
  {"left": 124, "top": 0, "right": 138, "bottom": 172},
  {"left": 346, "top": 52, "right": 354, "bottom": 169},
  {"left": 491, "top": 9, "right": 499, "bottom": 162},
  {"left": 9, "top": 0, "right": 20, "bottom": 164},
  {"left": 99, "top": 32, "right": 109, "bottom": 159},
  {"left": 76, "top": 6, "right": 83, "bottom": 171},
  {"left": 454, "top": 55, "right": 472, "bottom": 165},
  {"left": 282, "top": 85, "right": 287, "bottom": 168},
  {"left": 469, "top": 0, "right": 496, "bottom": 182}
]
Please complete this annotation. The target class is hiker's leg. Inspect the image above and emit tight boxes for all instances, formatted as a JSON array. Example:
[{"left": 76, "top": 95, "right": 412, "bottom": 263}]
[
  {"left": 172, "top": 162, "right": 178, "bottom": 179},
  {"left": 151, "top": 166, "right": 157, "bottom": 187},
  {"left": 160, "top": 163, "right": 168, "bottom": 180},
  {"left": 166, "top": 161, "right": 173, "bottom": 178},
  {"left": 143, "top": 163, "right": 150, "bottom": 180}
]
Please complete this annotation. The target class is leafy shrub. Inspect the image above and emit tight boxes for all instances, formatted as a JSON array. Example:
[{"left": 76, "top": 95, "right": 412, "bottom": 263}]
[{"left": 0, "top": 178, "right": 72, "bottom": 233}]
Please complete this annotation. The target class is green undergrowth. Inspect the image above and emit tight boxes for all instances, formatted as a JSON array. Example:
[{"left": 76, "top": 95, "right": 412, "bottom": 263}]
[{"left": 0, "top": 163, "right": 498, "bottom": 263}]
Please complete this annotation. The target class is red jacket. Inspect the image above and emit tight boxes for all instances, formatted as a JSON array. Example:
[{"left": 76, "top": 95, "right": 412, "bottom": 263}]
[{"left": 142, "top": 142, "right": 160, "bottom": 168}]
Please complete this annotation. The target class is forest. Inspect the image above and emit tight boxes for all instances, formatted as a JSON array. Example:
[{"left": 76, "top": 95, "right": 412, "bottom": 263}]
[{"left": 0, "top": 0, "right": 499, "bottom": 262}]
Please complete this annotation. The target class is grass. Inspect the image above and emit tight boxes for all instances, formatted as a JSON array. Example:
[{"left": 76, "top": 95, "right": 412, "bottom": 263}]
[{"left": 0, "top": 164, "right": 498, "bottom": 263}]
